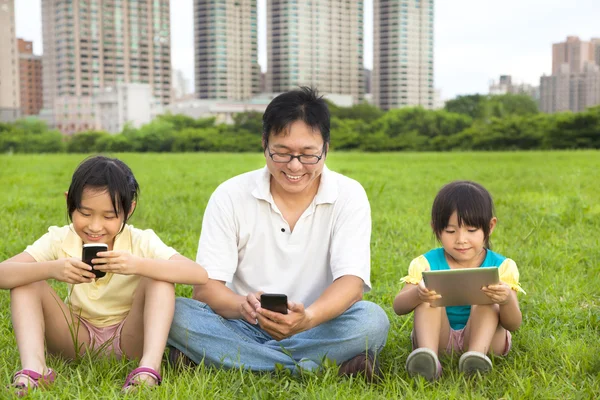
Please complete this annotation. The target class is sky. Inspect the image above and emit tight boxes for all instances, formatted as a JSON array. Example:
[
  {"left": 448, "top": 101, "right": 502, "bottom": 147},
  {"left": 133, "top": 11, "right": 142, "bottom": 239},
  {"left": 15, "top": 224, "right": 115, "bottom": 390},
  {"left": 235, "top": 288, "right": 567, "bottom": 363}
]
[{"left": 14, "top": 0, "right": 600, "bottom": 100}]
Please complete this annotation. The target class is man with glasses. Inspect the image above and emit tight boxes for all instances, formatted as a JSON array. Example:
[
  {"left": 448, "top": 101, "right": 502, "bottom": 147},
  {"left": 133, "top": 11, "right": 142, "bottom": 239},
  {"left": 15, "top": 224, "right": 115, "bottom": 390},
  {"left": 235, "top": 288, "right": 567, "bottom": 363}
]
[{"left": 168, "top": 87, "right": 389, "bottom": 380}]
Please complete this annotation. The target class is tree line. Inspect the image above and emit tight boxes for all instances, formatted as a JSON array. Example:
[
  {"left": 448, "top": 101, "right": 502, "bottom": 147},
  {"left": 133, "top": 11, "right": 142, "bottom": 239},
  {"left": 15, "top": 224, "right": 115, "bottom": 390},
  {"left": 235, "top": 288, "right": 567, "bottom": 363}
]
[{"left": 1, "top": 94, "right": 599, "bottom": 153}]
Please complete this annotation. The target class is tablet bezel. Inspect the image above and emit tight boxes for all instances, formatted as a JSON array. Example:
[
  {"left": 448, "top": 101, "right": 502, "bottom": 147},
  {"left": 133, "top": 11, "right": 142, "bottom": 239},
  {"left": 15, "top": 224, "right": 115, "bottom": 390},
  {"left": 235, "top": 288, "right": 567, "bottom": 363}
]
[{"left": 422, "top": 267, "right": 500, "bottom": 307}]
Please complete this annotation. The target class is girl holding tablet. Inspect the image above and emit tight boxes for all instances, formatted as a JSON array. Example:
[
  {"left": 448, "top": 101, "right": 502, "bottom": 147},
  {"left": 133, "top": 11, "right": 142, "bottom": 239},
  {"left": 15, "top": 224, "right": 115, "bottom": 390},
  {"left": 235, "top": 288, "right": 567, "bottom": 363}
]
[{"left": 393, "top": 180, "right": 525, "bottom": 381}]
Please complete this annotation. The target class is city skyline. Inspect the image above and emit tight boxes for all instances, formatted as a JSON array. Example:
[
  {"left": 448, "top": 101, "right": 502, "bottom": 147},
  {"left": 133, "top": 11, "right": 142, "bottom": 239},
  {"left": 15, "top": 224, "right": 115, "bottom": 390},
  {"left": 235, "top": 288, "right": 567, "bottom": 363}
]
[{"left": 14, "top": 0, "right": 600, "bottom": 101}]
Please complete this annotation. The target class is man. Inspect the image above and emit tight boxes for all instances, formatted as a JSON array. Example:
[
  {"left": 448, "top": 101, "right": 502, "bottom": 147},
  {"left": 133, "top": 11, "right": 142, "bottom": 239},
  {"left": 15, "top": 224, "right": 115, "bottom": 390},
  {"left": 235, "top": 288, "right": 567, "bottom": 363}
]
[{"left": 168, "top": 87, "right": 389, "bottom": 379}]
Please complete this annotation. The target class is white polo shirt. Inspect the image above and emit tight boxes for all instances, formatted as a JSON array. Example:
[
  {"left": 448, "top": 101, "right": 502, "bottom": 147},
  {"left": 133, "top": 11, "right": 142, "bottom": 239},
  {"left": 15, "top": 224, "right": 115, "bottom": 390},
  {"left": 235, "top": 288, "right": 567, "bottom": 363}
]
[{"left": 196, "top": 165, "right": 372, "bottom": 307}]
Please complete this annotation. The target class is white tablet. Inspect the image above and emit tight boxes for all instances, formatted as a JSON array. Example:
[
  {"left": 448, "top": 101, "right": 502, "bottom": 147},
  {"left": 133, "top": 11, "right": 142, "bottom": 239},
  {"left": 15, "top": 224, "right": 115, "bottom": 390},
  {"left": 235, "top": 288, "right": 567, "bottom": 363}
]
[{"left": 422, "top": 267, "right": 500, "bottom": 307}]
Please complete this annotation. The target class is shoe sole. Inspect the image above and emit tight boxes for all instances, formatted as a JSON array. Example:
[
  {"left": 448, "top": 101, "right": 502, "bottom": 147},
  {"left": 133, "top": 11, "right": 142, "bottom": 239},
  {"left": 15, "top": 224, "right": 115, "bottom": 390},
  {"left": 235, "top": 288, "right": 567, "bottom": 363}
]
[
  {"left": 459, "top": 353, "right": 493, "bottom": 375},
  {"left": 406, "top": 349, "right": 439, "bottom": 381}
]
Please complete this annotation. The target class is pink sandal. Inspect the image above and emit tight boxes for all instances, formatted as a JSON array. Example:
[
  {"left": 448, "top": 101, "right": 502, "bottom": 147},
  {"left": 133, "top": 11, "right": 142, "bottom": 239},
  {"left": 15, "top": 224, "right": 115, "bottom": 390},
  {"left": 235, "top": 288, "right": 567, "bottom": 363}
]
[
  {"left": 122, "top": 367, "right": 162, "bottom": 392},
  {"left": 11, "top": 369, "right": 56, "bottom": 397}
]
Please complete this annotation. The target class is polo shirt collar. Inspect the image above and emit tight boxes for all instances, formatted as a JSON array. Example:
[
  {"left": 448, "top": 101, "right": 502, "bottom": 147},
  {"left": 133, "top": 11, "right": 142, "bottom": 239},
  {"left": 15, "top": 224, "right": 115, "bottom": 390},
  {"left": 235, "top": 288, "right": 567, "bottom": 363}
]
[
  {"left": 60, "top": 224, "right": 132, "bottom": 258},
  {"left": 251, "top": 165, "right": 338, "bottom": 205}
]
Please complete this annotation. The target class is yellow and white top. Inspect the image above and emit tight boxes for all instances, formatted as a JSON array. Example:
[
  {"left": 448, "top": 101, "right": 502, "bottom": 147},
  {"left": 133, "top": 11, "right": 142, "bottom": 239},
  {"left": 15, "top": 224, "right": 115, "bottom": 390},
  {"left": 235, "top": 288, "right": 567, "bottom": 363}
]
[{"left": 25, "top": 224, "right": 177, "bottom": 327}]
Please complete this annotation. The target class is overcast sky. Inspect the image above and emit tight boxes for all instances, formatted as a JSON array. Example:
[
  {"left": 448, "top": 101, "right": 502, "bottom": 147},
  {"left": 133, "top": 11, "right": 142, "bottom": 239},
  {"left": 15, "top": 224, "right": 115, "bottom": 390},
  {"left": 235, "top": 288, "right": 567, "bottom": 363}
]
[{"left": 15, "top": 0, "right": 600, "bottom": 100}]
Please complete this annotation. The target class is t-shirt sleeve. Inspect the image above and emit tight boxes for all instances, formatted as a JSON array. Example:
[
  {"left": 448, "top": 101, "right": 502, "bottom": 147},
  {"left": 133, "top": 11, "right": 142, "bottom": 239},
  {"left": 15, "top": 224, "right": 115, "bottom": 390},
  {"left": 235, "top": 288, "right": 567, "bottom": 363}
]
[
  {"left": 499, "top": 258, "right": 526, "bottom": 294},
  {"left": 400, "top": 255, "right": 430, "bottom": 285},
  {"left": 137, "top": 229, "right": 178, "bottom": 260},
  {"left": 329, "top": 183, "right": 372, "bottom": 292},
  {"left": 24, "top": 226, "right": 64, "bottom": 262},
  {"left": 195, "top": 186, "right": 239, "bottom": 283}
]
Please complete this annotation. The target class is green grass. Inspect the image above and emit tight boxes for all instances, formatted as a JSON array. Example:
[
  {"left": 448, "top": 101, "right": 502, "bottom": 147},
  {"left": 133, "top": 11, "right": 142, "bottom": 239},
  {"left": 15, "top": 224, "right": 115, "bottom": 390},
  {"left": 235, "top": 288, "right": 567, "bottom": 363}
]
[{"left": 1, "top": 151, "right": 599, "bottom": 399}]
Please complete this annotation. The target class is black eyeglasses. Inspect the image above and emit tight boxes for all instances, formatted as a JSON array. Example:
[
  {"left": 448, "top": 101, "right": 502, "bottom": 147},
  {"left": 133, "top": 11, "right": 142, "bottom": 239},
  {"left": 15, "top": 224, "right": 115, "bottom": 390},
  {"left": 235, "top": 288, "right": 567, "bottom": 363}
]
[{"left": 267, "top": 146, "right": 326, "bottom": 165}]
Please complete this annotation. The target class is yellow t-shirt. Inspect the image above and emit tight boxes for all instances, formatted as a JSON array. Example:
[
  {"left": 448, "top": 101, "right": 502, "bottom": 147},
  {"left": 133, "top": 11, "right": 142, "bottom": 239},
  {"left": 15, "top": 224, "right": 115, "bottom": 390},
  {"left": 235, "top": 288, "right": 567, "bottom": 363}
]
[{"left": 25, "top": 224, "right": 178, "bottom": 327}]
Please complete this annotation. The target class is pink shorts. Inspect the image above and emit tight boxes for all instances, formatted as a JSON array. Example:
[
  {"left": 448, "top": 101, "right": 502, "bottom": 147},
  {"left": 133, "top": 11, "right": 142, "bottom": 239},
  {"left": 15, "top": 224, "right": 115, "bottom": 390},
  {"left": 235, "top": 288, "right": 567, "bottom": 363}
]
[
  {"left": 76, "top": 316, "right": 126, "bottom": 358},
  {"left": 411, "top": 327, "right": 512, "bottom": 356}
]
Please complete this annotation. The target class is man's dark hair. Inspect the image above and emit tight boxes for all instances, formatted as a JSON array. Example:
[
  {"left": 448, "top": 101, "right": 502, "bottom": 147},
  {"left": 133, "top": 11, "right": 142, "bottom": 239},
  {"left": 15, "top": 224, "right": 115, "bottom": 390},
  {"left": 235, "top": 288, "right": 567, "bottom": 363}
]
[
  {"left": 67, "top": 155, "right": 139, "bottom": 232},
  {"left": 431, "top": 180, "right": 496, "bottom": 248},
  {"left": 262, "top": 86, "right": 330, "bottom": 148}
]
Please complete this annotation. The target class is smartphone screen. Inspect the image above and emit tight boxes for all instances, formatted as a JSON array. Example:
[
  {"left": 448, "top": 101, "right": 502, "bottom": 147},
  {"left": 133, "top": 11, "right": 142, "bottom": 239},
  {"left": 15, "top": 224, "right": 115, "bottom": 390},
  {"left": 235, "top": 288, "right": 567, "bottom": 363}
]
[
  {"left": 260, "top": 293, "right": 288, "bottom": 314},
  {"left": 82, "top": 243, "right": 108, "bottom": 278}
]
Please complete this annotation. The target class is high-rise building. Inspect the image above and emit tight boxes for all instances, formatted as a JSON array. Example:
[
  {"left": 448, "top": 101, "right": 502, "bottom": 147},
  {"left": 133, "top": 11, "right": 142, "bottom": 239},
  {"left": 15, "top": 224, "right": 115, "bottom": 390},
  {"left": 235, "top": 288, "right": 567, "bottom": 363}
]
[
  {"left": 592, "top": 38, "right": 600, "bottom": 68},
  {"left": 95, "top": 83, "right": 160, "bottom": 134},
  {"left": 194, "top": 0, "right": 260, "bottom": 100},
  {"left": 172, "top": 69, "right": 190, "bottom": 100},
  {"left": 540, "top": 63, "right": 600, "bottom": 113},
  {"left": 489, "top": 75, "right": 540, "bottom": 104},
  {"left": 267, "top": 0, "right": 364, "bottom": 104},
  {"left": 541, "top": 36, "right": 600, "bottom": 113},
  {"left": 552, "top": 36, "right": 599, "bottom": 75},
  {"left": 373, "top": 0, "right": 435, "bottom": 110},
  {"left": 42, "top": 0, "right": 172, "bottom": 131},
  {"left": 18, "top": 39, "right": 43, "bottom": 116},
  {"left": 0, "top": 0, "right": 20, "bottom": 121}
]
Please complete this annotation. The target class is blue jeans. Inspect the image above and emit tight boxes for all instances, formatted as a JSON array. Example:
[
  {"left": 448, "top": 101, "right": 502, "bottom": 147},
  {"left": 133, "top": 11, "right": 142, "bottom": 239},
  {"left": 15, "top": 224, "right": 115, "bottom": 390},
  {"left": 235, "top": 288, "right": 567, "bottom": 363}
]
[{"left": 167, "top": 298, "right": 390, "bottom": 372}]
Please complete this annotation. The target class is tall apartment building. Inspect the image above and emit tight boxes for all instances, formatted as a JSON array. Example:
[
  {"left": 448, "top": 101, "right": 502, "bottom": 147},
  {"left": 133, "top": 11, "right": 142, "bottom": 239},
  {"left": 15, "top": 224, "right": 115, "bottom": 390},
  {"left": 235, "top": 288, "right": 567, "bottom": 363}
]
[
  {"left": 195, "top": 0, "right": 260, "bottom": 100},
  {"left": 541, "top": 36, "right": 600, "bottom": 113},
  {"left": 552, "top": 36, "right": 600, "bottom": 75},
  {"left": 18, "top": 39, "right": 43, "bottom": 116},
  {"left": 0, "top": 0, "right": 20, "bottom": 121},
  {"left": 373, "top": 0, "right": 434, "bottom": 110},
  {"left": 540, "top": 63, "right": 600, "bottom": 113},
  {"left": 267, "top": 0, "right": 364, "bottom": 104},
  {"left": 489, "top": 75, "right": 540, "bottom": 103},
  {"left": 42, "top": 0, "right": 172, "bottom": 132}
]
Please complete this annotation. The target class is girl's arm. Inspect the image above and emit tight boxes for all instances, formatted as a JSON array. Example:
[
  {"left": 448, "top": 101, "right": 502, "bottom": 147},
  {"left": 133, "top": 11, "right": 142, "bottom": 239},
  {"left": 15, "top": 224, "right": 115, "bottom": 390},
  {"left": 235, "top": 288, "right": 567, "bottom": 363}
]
[
  {"left": 393, "top": 283, "right": 422, "bottom": 315},
  {"left": 482, "top": 283, "right": 522, "bottom": 331},
  {"left": 498, "top": 290, "right": 522, "bottom": 331},
  {"left": 0, "top": 253, "right": 55, "bottom": 289},
  {"left": 94, "top": 252, "right": 208, "bottom": 285},
  {"left": 0, "top": 252, "right": 95, "bottom": 289}
]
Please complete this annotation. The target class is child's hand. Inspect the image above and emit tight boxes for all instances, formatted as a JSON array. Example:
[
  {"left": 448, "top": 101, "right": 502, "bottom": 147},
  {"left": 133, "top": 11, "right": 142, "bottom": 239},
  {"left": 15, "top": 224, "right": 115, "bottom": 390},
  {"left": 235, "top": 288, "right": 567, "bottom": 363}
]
[
  {"left": 418, "top": 279, "right": 441, "bottom": 306},
  {"left": 482, "top": 283, "right": 511, "bottom": 305},
  {"left": 54, "top": 258, "right": 96, "bottom": 284},
  {"left": 92, "top": 251, "right": 142, "bottom": 275}
]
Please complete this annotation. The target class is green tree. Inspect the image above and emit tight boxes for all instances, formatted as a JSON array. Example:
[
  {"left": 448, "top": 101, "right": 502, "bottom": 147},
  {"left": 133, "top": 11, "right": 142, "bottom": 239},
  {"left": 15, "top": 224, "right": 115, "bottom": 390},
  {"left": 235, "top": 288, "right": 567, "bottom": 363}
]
[
  {"left": 232, "top": 111, "right": 263, "bottom": 135},
  {"left": 67, "top": 131, "right": 111, "bottom": 153}
]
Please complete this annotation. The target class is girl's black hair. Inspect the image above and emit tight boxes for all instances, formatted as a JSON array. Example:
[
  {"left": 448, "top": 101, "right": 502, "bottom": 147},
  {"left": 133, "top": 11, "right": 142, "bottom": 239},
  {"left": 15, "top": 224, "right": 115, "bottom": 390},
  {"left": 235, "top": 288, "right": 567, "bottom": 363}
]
[
  {"left": 431, "top": 180, "right": 495, "bottom": 248},
  {"left": 67, "top": 156, "right": 139, "bottom": 231}
]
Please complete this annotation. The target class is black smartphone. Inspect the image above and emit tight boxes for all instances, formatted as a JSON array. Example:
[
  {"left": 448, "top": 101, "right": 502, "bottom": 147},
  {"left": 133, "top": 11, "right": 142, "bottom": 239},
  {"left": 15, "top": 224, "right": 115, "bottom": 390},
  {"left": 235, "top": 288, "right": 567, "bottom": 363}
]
[
  {"left": 82, "top": 243, "right": 108, "bottom": 278},
  {"left": 260, "top": 293, "right": 288, "bottom": 314}
]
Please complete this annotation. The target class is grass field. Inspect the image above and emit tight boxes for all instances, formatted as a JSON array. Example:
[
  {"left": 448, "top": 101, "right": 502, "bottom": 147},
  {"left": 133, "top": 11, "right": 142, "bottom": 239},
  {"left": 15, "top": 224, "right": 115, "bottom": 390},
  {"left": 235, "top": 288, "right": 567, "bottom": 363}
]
[{"left": 0, "top": 151, "right": 599, "bottom": 399}]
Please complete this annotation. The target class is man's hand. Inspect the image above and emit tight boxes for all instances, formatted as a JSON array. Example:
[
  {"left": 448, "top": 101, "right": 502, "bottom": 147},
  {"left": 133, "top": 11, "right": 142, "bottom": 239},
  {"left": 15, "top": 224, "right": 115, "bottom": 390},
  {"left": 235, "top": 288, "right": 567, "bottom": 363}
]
[
  {"left": 239, "top": 291, "right": 262, "bottom": 325},
  {"left": 256, "top": 301, "right": 313, "bottom": 341},
  {"left": 482, "top": 283, "right": 512, "bottom": 305},
  {"left": 417, "top": 279, "right": 441, "bottom": 306},
  {"left": 53, "top": 258, "right": 95, "bottom": 284},
  {"left": 92, "top": 251, "right": 142, "bottom": 275}
]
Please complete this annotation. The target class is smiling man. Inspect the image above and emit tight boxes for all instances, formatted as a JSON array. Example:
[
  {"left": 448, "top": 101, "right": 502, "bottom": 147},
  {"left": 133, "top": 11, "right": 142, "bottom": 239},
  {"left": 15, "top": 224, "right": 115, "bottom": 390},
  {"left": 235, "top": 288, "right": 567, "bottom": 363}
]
[{"left": 167, "top": 87, "right": 389, "bottom": 379}]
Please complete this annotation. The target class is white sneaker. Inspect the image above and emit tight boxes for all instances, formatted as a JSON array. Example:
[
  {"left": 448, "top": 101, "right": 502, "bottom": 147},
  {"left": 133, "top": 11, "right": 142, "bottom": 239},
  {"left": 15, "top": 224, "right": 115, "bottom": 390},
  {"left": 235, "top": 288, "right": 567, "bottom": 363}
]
[
  {"left": 406, "top": 348, "right": 442, "bottom": 381},
  {"left": 459, "top": 351, "right": 493, "bottom": 375}
]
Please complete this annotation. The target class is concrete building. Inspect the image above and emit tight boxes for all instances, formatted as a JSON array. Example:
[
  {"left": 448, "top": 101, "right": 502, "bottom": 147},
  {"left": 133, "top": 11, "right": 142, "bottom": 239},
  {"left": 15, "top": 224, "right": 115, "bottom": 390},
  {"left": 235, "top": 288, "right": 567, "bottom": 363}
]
[
  {"left": 373, "top": 0, "right": 435, "bottom": 110},
  {"left": 194, "top": 0, "right": 260, "bottom": 100},
  {"left": 172, "top": 69, "right": 190, "bottom": 100},
  {"left": 267, "top": 0, "right": 364, "bottom": 104},
  {"left": 489, "top": 75, "right": 540, "bottom": 103},
  {"left": 165, "top": 92, "right": 353, "bottom": 124},
  {"left": 95, "top": 83, "right": 161, "bottom": 134},
  {"left": 0, "top": 0, "right": 20, "bottom": 121},
  {"left": 540, "top": 63, "right": 600, "bottom": 113},
  {"left": 540, "top": 36, "right": 600, "bottom": 113},
  {"left": 54, "top": 96, "right": 96, "bottom": 135},
  {"left": 364, "top": 68, "right": 372, "bottom": 94},
  {"left": 552, "top": 36, "right": 600, "bottom": 75},
  {"left": 41, "top": 0, "right": 172, "bottom": 133},
  {"left": 18, "top": 39, "right": 43, "bottom": 116}
]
